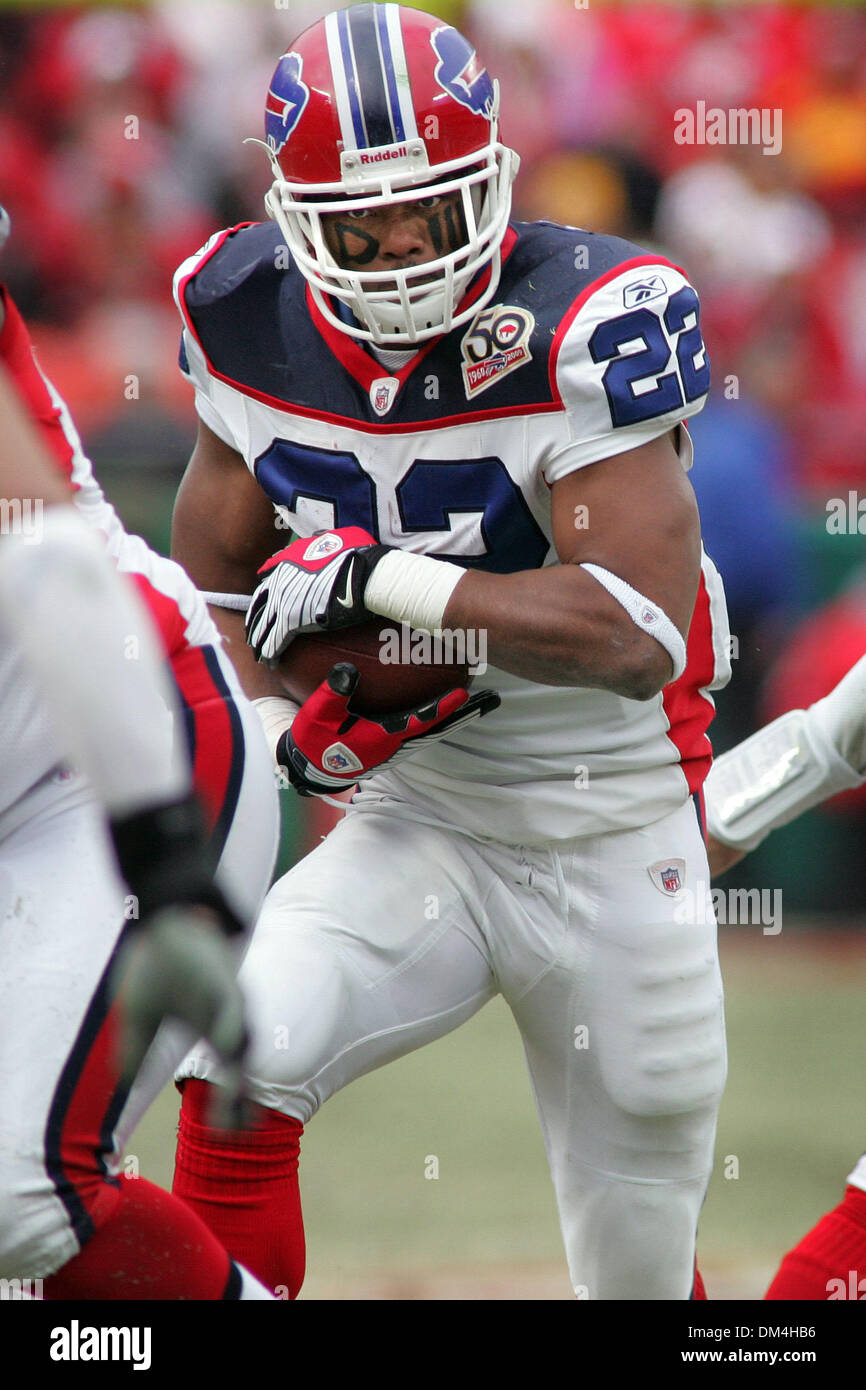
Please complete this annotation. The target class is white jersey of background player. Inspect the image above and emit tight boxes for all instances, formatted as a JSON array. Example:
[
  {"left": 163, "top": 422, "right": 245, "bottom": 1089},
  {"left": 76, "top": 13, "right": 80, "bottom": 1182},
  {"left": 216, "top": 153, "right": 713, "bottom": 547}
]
[
  {"left": 0, "top": 276, "right": 278, "bottom": 1298},
  {"left": 703, "top": 651, "right": 866, "bottom": 1300},
  {"left": 168, "top": 4, "right": 731, "bottom": 1301}
]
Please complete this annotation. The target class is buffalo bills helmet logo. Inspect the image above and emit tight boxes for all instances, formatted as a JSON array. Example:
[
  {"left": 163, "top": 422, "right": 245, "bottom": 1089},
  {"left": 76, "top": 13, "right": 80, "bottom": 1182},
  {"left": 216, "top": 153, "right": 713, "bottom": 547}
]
[
  {"left": 265, "top": 52, "right": 310, "bottom": 154},
  {"left": 430, "top": 26, "right": 495, "bottom": 118}
]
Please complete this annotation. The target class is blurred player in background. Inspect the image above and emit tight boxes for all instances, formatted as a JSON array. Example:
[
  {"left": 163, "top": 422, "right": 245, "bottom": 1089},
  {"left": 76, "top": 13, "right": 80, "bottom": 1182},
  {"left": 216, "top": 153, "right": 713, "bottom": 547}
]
[
  {"left": 702, "top": 653, "right": 866, "bottom": 1301},
  {"left": 169, "top": 3, "right": 731, "bottom": 1300},
  {"left": 0, "top": 205, "right": 280, "bottom": 1298}
]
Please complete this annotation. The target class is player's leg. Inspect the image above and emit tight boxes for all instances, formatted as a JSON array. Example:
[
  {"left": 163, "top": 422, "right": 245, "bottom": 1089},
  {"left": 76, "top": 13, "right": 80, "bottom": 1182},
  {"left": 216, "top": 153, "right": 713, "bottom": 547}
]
[
  {"left": 172, "top": 806, "right": 498, "bottom": 1297},
  {"left": 0, "top": 774, "right": 272, "bottom": 1299},
  {"left": 765, "top": 1159, "right": 866, "bottom": 1300},
  {"left": 113, "top": 639, "right": 280, "bottom": 1147},
  {"left": 171, "top": 638, "right": 280, "bottom": 925},
  {"left": 502, "top": 800, "right": 726, "bottom": 1299}
]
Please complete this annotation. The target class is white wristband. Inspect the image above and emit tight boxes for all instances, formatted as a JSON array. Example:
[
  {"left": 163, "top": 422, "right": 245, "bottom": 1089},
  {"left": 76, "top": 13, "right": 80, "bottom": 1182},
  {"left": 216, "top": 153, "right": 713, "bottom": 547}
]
[
  {"left": 704, "top": 707, "right": 864, "bottom": 853},
  {"left": 253, "top": 695, "right": 299, "bottom": 762},
  {"left": 580, "top": 563, "right": 687, "bottom": 682},
  {"left": 364, "top": 550, "right": 466, "bottom": 633}
]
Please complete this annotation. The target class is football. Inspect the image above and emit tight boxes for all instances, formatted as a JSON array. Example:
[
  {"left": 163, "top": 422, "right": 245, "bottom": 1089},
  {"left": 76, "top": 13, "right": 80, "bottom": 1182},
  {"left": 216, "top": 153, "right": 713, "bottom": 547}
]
[{"left": 278, "top": 618, "right": 472, "bottom": 717}]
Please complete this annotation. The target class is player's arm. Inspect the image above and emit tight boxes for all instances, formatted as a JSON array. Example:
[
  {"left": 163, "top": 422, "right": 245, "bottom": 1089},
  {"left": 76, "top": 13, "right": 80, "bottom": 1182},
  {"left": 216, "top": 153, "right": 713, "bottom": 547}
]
[
  {"left": 0, "top": 363, "right": 251, "bottom": 1108},
  {"left": 704, "top": 654, "right": 866, "bottom": 876},
  {"left": 0, "top": 354, "right": 71, "bottom": 509},
  {"left": 172, "top": 418, "right": 290, "bottom": 704},
  {"left": 246, "top": 428, "right": 699, "bottom": 703},
  {"left": 443, "top": 428, "right": 699, "bottom": 698},
  {"left": 246, "top": 262, "right": 706, "bottom": 702}
]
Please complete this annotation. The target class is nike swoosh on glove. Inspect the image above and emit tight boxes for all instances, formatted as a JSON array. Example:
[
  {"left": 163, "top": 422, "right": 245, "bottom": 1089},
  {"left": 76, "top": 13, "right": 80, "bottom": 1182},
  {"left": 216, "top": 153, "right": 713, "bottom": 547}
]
[
  {"left": 245, "top": 527, "right": 390, "bottom": 664},
  {"left": 277, "top": 662, "right": 501, "bottom": 796}
]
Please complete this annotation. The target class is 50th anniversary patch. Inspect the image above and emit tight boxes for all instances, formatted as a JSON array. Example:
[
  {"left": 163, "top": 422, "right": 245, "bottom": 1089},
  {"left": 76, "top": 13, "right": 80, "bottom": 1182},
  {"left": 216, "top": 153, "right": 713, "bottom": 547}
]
[{"left": 460, "top": 304, "right": 535, "bottom": 399}]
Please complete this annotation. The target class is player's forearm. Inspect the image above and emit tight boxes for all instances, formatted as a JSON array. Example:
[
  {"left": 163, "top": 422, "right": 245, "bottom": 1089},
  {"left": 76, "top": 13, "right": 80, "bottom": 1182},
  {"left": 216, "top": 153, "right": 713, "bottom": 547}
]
[
  {"left": 703, "top": 681, "right": 866, "bottom": 857},
  {"left": 442, "top": 563, "right": 675, "bottom": 698}
]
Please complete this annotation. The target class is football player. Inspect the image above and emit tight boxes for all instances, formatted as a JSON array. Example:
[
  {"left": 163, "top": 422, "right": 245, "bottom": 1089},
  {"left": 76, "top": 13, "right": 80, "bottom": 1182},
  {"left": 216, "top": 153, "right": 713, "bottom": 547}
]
[
  {"left": 0, "top": 246, "right": 280, "bottom": 1297},
  {"left": 169, "top": 3, "right": 731, "bottom": 1300},
  {"left": 701, "top": 652, "right": 866, "bottom": 1300}
]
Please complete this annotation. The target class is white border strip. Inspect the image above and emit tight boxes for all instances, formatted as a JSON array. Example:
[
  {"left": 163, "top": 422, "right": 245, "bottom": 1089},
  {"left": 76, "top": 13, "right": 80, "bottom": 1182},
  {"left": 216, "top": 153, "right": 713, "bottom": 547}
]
[
  {"left": 384, "top": 2, "right": 419, "bottom": 142},
  {"left": 325, "top": 10, "right": 358, "bottom": 152}
]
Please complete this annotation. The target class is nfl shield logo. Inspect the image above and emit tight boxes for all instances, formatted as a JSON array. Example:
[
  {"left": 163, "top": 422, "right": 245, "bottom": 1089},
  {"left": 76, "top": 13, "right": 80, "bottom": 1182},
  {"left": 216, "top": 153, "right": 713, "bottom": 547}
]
[
  {"left": 370, "top": 376, "right": 400, "bottom": 416},
  {"left": 648, "top": 858, "right": 686, "bottom": 896},
  {"left": 322, "top": 742, "right": 363, "bottom": 775},
  {"left": 303, "top": 533, "right": 343, "bottom": 562},
  {"left": 661, "top": 865, "right": 681, "bottom": 893}
]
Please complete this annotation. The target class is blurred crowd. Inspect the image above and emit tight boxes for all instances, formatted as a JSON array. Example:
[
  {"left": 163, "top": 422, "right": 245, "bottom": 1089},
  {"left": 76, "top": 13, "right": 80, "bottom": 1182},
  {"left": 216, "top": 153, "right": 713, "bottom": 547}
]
[{"left": 2, "top": 1, "right": 866, "bottom": 887}]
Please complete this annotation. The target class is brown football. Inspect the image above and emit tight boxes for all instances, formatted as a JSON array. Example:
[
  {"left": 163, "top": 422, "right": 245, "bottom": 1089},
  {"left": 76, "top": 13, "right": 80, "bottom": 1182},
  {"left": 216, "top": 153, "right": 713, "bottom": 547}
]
[{"left": 278, "top": 618, "right": 471, "bottom": 717}]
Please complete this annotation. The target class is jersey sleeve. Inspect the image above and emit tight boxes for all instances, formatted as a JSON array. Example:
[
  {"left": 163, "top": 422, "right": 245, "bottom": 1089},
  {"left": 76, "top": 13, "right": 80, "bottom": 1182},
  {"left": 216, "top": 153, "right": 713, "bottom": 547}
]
[
  {"left": 0, "top": 288, "right": 78, "bottom": 487},
  {"left": 544, "top": 261, "right": 709, "bottom": 484},
  {"left": 173, "top": 235, "right": 247, "bottom": 455}
]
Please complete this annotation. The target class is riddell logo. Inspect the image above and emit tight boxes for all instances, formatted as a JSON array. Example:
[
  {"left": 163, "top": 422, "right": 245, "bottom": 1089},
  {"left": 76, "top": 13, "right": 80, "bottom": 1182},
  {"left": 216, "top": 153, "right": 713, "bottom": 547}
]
[{"left": 360, "top": 146, "right": 409, "bottom": 164}]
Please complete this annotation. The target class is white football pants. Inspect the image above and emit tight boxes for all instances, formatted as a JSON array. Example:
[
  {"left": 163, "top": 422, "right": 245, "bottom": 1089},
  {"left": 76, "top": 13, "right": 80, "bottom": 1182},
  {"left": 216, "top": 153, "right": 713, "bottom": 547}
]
[{"left": 177, "top": 795, "right": 726, "bottom": 1299}]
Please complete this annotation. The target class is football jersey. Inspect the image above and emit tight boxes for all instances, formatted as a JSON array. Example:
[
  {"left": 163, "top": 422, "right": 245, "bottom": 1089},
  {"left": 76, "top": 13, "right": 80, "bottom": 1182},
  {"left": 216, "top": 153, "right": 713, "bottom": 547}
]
[
  {"left": 0, "top": 290, "right": 218, "bottom": 816},
  {"left": 175, "top": 219, "right": 731, "bottom": 844}
]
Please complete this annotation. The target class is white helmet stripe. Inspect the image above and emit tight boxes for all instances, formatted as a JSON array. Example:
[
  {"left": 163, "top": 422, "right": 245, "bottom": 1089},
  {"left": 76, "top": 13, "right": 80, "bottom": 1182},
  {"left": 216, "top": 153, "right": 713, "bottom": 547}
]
[
  {"left": 383, "top": 3, "right": 419, "bottom": 142},
  {"left": 325, "top": 9, "right": 361, "bottom": 152},
  {"left": 338, "top": 8, "right": 370, "bottom": 147}
]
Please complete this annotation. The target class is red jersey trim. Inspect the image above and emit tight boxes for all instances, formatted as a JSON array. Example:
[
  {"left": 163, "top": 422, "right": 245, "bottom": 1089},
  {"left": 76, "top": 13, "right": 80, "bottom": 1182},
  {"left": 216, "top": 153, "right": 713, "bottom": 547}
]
[
  {"left": 662, "top": 568, "right": 717, "bottom": 795},
  {"left": 174, "top": 222, "right": 256, "bottom": 349},
  {"left": 0, "top": 287, "right": 78, "bottom": 486}
]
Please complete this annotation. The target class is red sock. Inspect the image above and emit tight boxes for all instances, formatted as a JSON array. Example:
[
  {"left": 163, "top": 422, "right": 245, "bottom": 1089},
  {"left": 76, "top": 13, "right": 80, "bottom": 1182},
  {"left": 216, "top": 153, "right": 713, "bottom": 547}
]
[
  {"left": 693, "top": 1262, "right": 707, "bottom": 1299},
  {"left": 765, "top": 1185, "right": 866, "bottom": 1300},
  {"left": 42, "top": 1173, "right": 236, "bottom": 1299},
  {"left": 173, "top": 1078, "right": 306, "bottom": 1299}
]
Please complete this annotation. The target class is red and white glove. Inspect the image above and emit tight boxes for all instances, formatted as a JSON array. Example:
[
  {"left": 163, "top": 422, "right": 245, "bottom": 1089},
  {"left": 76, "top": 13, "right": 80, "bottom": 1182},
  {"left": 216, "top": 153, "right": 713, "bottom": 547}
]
[
  {"left": 245, "top": 527, "right": 389, "bottom": 663},
  {"left": 276, "top": 663, "right": 500, "bottom": 796}
]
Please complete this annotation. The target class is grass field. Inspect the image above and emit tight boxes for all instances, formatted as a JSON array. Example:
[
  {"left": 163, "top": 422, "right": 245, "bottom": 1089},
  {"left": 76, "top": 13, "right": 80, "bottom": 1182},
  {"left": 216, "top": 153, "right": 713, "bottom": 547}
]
[{"left": 129, "top": 925, "right": 866, "bottom": 1300}]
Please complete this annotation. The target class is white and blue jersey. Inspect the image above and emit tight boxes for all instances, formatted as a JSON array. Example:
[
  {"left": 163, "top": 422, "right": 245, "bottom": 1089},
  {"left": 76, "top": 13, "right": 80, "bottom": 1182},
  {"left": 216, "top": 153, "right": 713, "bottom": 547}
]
[{"left": 174, "top": 219, "right": 731, "bottom": 844}]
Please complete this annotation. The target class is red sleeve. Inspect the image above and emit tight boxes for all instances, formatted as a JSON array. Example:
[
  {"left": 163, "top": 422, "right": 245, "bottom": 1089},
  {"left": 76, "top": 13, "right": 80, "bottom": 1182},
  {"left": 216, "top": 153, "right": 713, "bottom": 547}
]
[{"left": 0, "top": 287, "right": 77, "bottom": 487}]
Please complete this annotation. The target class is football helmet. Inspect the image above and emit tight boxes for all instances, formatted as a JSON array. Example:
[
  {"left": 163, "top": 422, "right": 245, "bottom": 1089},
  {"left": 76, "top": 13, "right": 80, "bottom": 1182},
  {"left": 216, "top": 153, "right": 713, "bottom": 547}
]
[{"left": 256, "top": 3, "right": 519, "bottom": 346}]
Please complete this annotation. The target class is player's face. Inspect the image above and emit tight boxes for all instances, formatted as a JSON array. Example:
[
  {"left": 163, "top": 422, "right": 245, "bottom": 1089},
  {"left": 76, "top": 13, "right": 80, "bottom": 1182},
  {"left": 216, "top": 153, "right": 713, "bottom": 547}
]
[{"left": 320, "top": 190, "right": 467, "bottom": 274}]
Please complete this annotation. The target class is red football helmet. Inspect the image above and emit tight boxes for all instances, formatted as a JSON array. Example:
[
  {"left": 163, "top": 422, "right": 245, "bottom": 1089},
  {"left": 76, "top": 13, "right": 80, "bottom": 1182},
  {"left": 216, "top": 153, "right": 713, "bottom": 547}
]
[{"left": 255, "top": 3, "right": 519, "bottom": 345}]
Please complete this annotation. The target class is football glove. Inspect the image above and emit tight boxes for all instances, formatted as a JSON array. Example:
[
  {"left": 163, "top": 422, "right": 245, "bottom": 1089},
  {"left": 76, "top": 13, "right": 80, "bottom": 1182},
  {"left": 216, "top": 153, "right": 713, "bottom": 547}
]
[
  {"left": 108, "top": 794, "right": 251, "bottom": 1127},
  {"left": 245, "top": 527, "right": 389, "bottom": 664},
  {"left": 276, "top": 662, "right": 500, "bottom": 796}
]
